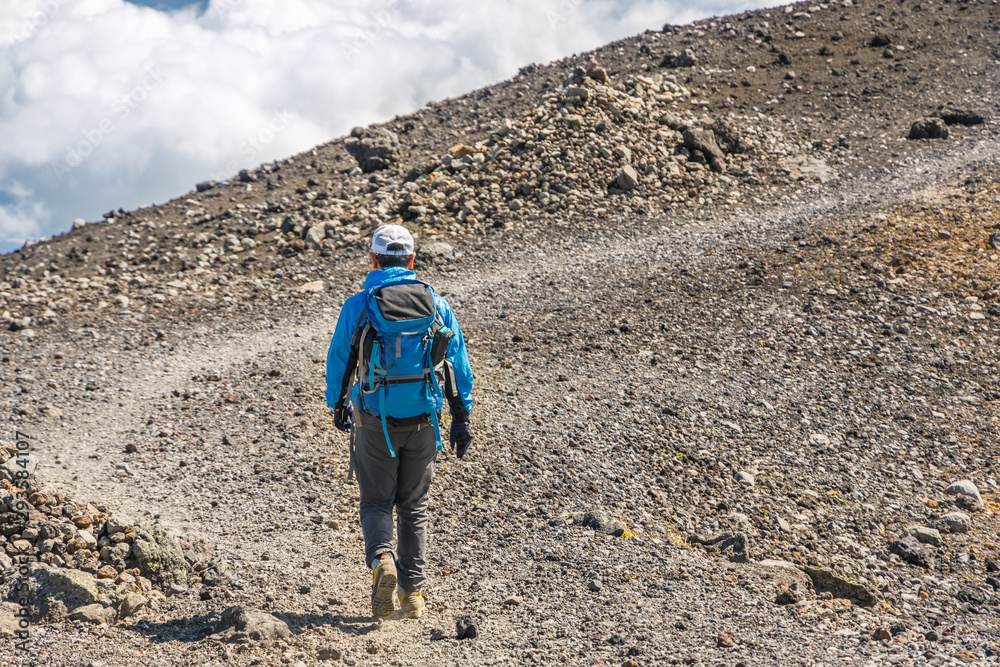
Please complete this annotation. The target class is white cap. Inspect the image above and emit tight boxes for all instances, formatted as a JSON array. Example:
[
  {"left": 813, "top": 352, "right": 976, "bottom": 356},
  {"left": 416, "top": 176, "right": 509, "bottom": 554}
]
[{"left": 370, "top": 224, "right": 414, "bottom": 256}]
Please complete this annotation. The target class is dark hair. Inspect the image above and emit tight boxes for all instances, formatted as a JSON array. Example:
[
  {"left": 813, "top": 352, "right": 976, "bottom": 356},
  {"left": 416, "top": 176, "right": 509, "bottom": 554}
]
[{"left": 374, "top": 253, "right": 412, "bottom": 268}]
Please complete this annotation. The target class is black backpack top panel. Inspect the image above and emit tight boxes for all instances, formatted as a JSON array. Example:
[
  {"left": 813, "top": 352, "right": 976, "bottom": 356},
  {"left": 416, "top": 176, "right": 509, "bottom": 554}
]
[{"left": 374, "top": 283, "right": 436, "bottom": 322}]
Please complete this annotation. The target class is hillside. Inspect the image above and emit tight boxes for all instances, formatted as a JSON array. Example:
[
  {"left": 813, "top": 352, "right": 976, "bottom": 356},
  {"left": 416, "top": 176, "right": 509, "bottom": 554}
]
[{"left": 2, "top": 0, "right": 1000, "bottom": 665}]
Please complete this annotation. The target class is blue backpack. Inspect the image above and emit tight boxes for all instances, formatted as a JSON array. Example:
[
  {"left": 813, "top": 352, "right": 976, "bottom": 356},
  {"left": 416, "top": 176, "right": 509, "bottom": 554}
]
[{"left": 349, "top": 279, "right": 453, "bottom": 456}]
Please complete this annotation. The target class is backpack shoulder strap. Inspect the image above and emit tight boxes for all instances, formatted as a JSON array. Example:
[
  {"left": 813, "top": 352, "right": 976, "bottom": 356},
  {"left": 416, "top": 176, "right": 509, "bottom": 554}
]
[{"left": 335, "top": 311, "right": 367, "bottom": 409}]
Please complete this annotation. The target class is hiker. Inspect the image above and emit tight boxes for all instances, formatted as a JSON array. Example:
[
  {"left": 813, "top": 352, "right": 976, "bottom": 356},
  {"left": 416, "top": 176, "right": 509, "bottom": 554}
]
[{"left": 325, "top": 224, "right": 474, "bottom": 620}]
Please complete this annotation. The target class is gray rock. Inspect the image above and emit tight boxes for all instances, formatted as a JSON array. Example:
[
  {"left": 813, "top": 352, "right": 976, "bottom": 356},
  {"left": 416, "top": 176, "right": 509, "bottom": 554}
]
[
  {"left": 2, "top": 453, "right": 39, "bottom": 478},
  {"left": 616, "top": 165, "right": 640, "bottom": 191},
  {"left": 344, "top": 127, "right": 400, "bottom": 173},
  {"left": 105, "top": 513, "right": 134, "bottom": 535},
  {"left": 68, "top": 603, "right": 116, "bottom": 625},
  {"left": 939, "top": 512, "right": 971, "bottom": 534},
  {"left": 589, "top": 578, "right": 603, "bottom": 592},
  {"left": 662, "top": 49, "right": 697, "bottom": 68},
  {"left": 562, "top": 86, "right": 590, "bottom": 106},
  {"left": 21, "top": 564, "right": 103, "bottom": 621},
  {"left": 419, "top": 242, "right": 455, "bottom": 265},
  {"left": 798, "top": 566, "right": 877, "bottom": 606},
  {"left": 317, "top": 645, "right": 342, "bottom": 661},
  {"left": 213, "top": 605, "right": 290, "bottom": 643},
  {"left": 694, "top": 531, "right": 750, "bottom": 563},
  {"left": 749, "top": 560, "right": 814, "bottom": 593},
  {"left": 907, "top": 118, "right": 949, "bottom": 140},
  {"left": 682, "top": 129, "right": 725, "bottom": 162},
  {"left": 456, "top": 615, "right": 478, "bottom": 640},
  {"left": 910, "top": 526, "right": 942, "bottom": 546},
  {"left": 736, "top": 471, "right": 755, "bottom": 486},
  {"left": 889, "top": 536, "right": 932, "bottom": 568},
  {"left": 304, "top": 224, "right": 326, "bottom": 250},
  {"left": 717, "top": 533, "right": 749, "bottom": 563},
  {"left": 944, "top": 480, "right": 983, "bottom": 510},
  {"left": 118, "top": 593, "right": 148, "bottom": 619},
  {"left": 131, "top": 525, "right": 191, "bottom": 585}
]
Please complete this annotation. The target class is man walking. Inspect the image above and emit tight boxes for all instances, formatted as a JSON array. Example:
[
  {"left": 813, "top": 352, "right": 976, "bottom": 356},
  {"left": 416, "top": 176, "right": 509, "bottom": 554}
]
[{"left": 325, "top": 224, "right": 474, "bottom": 620}]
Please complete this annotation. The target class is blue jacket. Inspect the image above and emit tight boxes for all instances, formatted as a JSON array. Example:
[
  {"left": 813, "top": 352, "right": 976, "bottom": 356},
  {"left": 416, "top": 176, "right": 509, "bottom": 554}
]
[{"left": 325, "top": 267, "right": 474, "bottom": 420}]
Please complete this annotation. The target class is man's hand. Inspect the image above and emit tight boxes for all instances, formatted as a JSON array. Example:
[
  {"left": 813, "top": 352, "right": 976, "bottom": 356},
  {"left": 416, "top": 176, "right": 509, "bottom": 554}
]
[
  {"left": 450, "top": 420, "right": 473, "bottom": 459},
  {"left": 334, "top": 403, "right": 354, "bottom": 432}
]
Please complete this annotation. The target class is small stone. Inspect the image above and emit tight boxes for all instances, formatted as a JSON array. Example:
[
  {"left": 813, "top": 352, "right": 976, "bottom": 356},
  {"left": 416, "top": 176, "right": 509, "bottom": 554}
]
[
  {"left": 939, "top": 512, "right": 971, "bottom": 534},
  {"left": 316, "top": 645, "right": 342, "bottom": 661},
  {"left": 716, "top": 630, "right": 737, "bottom": 648},
  {"left": 736, "top": 471, "right": 755, "bottom": 486},
  {"left": 775, "top": 586, "right": 800, "bottom": 605},
  {"left": 889, "top": 537, "right": 931, "bottom": 568},
  {"left": 95, "top": 565, "right": 118, "bottom": 580},
  {"left": 78, "top": 530, "right": 97, "bottom": 549},
  {"left": 296, "top": 280, "right": 325, "bottom": 293},
  {"left": 39, "top": 404, "right": 62, "bottom": 417},
  {"left": 118, "top": 593, "right": 148, "bottom": 619},
  {"left": 589, "top": 579, "right": 603, "bottom": 592},
  {"left": 616, "top": 165, "right": 640, "bottom": 191},
  {"left": 429, "top": 627, "right": 446, "bottom": 641},
  {"left": 910, "top": 526, "right": 942, "bottom": 546},
  {"left": 502, "top": 596, "right": 522, "bottom": 606},
  {"left": 908, "top": 118, "right": 949, "bottom": 140},
  {"left": 71, "top": 515, "right": 93, "bottom": 530},
  {"left": 455, "top": 616, "right": 478, "bottom": 640},
  {"left": 166, "top": 583, "right": 188, "bottom": 597}
]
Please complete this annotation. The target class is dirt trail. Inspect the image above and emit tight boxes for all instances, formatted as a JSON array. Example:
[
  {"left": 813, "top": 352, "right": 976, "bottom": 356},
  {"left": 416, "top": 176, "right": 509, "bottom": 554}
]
[{"left": 28, "top": 128, "right": 994, "bottom": 540}]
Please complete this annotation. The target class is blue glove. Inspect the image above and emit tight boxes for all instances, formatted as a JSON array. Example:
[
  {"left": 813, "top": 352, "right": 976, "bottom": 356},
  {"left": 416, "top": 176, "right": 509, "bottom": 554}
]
[
  {"left": 334, "top": 403, "right": 354, "bottom": 432},
  {"left": 450, "top": 420, "right": 472, "bottom": 459}
]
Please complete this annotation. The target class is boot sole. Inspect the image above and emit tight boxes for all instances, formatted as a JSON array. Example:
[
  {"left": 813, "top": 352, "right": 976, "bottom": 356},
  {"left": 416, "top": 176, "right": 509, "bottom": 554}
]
[{"left": 372, "top": 567, "right": 397, "bottom": 619}]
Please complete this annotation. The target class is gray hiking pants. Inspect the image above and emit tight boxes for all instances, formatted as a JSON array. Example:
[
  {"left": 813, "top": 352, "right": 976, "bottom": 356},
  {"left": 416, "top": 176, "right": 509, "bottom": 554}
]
[{"left": 353, "top": 424, "right": 437, "bottom": 592}]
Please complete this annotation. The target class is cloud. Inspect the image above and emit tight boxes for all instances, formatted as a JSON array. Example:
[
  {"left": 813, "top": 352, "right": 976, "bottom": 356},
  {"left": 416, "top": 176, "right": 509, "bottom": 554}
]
[{"left": 0, "top": 0, "right": 777, "bottom": 253}]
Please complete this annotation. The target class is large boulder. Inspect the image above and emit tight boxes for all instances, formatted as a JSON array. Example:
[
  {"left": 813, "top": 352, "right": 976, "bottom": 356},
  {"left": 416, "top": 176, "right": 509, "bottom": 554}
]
[
  {"left": 68, "top": 603, "right": 116, "bottom": 625},
  {"left": 944, "top": 480, "right": 983, "bottom": 510},
  {"left": 131, "top": 525, "right": 192, "bottom": 585},
  {"left": 345, "top": 127, "right": 400, "bottom": 173},
  {"left": 14, "top": 564, "right": 102, "bottom": 621}
]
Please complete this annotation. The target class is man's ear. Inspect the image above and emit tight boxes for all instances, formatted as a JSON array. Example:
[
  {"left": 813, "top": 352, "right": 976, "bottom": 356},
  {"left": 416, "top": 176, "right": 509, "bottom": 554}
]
[
  {"left": 370, "top": 252, "right": 380, "bottom": 269},
  {"left": 407, "top": 253, "right": 416, "bottom": 269}
]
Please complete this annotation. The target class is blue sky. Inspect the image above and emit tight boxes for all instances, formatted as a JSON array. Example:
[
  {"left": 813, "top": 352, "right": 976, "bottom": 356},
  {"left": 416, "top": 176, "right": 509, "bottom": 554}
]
[
  {"left": 0, "top": 0, "right": 780, "bottom": 254},
  {"left": 126, "top": 0, "right": 208, "bottom": 10}
]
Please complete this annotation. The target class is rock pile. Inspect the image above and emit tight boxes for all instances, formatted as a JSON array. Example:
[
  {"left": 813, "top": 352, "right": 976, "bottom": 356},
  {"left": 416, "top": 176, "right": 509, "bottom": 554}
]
[{"left": 1, "top": 450, "right": 223, "bottom": 625}]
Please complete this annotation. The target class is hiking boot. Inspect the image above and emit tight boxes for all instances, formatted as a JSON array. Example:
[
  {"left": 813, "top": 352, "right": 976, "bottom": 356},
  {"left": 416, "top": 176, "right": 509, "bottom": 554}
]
[
  {"left": 370, "top": 554, "right": 397, "bottom": 619},
  {"left": 397, "top": 588, "right": 425, "bottom": 618}
]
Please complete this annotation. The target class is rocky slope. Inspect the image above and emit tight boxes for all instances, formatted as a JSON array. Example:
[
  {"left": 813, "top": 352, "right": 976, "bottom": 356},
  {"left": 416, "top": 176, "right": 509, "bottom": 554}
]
[{"left": 2, "top": 0, "right": 1000, "bottom": 665}]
